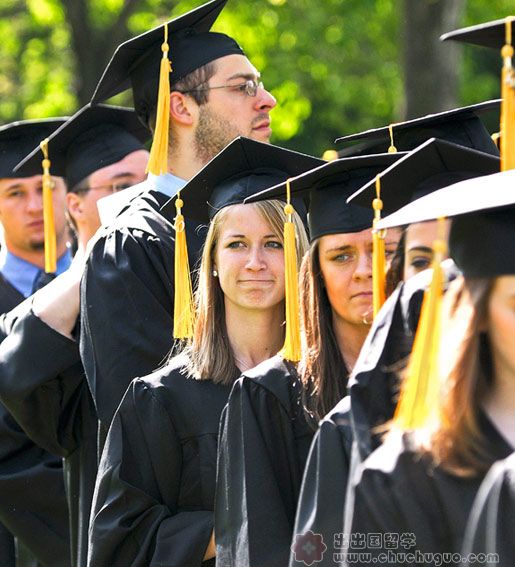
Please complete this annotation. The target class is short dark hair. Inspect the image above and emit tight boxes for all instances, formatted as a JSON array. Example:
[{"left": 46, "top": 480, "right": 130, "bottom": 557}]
[{"left": 147, "top": 60, "right": 218, "bottom": 132}]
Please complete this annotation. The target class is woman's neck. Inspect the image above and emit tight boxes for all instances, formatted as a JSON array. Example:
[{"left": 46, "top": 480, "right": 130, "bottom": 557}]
[
  {"left": 225, "top": 303, "right": 285, "bottom": 373},
  {"left": 483, "top": 361, "right": 515, "bottom": 449},
  {"left": 332, "top": 313, "right": 370, "bottom": 373}
]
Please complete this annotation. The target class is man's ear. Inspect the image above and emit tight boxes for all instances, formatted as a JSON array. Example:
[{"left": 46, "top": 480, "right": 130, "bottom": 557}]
[
  {"left": 170, "top": 91, "right": 196, "bottom": 126},
  {"left": 66, "top": 192, "right": 83, "bottom": 223}
]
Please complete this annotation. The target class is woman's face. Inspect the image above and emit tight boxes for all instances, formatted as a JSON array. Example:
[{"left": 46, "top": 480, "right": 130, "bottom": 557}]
[
  {"left": 488, "top": 275, "right": 515, "bottom": 379},
  {"left": 318, "top": 227, "right": 400, "bottom": 326},
  {"left": 214, "top": 204, "right": 285, "bottom": 313},
  {"left": 404, "top": 220, "right": 450, "bottom": 280}
]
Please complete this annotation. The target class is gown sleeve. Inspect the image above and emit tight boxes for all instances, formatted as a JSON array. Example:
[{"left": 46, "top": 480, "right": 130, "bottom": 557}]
[
  {"left": 0, "top": 306, "right": 83, "bottom": 457},
  {"left": 461, "top": 453, "right": 515, "bottom": 564},
  {"left": 290, "top": 399, "right": 354, "bottom": 567},
  {"left": 88, "top": 378, "right": 213, "bottom": 567},
  {"left": 80, "top": 227, "right": 174, "bottom": 430},
  {"left": 215, "top": 375, "right": 305, "bottom": 567}
]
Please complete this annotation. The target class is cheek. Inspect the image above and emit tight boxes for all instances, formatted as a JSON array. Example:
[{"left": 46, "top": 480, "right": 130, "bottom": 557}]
[
  {"left": 320, "top": 263, "right": 352, "bottom": 309},
  {"left": 489, "top": 303, "right": 515, "bottom": 363}
]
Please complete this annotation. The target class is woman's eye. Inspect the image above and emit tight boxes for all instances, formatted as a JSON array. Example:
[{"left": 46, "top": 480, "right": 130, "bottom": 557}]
[
  {"left": 410, "top": 256, "right": 431, "bottom": 270},
  {"left": 265, "top": 241, "right": 283, "bottom": 249},
  {"left": 332, "top": 253, "right": 352, "bottom": 263},
  {"left": 227, "top": 241, "right": 245, "bottom": 249}
]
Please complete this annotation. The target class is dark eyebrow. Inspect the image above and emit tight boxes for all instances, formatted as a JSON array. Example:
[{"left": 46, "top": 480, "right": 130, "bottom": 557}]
[
  {"left": 325, "top": 245, "right": 354, "bottom": 254},
  {"left": 226, "top": 72, "right": 260, "bottom": 82},
  {"left": 109, "top": 172, "right": 135, "bottom": 181},
  {"left": 407, "top": 246, "right": 433, "bottom": 254}
]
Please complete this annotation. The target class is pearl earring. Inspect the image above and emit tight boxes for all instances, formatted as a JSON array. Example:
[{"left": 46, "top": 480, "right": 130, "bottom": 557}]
[{"left": 212, "top": 269, "right": 218, "bottom": 277}]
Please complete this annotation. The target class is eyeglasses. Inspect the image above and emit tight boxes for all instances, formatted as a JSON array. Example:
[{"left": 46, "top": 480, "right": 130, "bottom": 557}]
[
  {"left": 74, "top": 182, "right": 133, "bottom": 195},
  {"left": 179, "top": 79, "right": 264, "bottom": 98}
]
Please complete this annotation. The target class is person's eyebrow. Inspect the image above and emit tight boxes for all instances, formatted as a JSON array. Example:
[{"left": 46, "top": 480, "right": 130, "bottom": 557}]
[
  {"left": 407, "top": 246, "right": 433, "bottom": 254},
  {"left": 325, "top": 245, "right": 353, "bottom": 254},
  {"left": 109, "top": 172, "right": 135, "bottom": 181},
  {"left": 226, "top": 72, "right": 260, "bottom": 82},
  {"left": 2, "top": 182, "right": 24, "bottom": 192}
]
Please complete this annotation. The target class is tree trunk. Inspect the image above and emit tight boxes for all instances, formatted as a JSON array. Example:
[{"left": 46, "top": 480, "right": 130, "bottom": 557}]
[{"left": 402, "top": 0, "right": 466, "bottom": 119}]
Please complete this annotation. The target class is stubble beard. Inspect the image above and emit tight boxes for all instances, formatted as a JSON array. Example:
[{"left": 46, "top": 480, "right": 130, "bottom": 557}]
[{"left": 193, "top": 105, "right": 242, "bottom": 165}]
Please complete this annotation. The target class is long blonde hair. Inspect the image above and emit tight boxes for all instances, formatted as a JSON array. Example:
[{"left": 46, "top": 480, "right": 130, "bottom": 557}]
[{"left": 183, "top": 200, "right": 308, "bottom": 385}]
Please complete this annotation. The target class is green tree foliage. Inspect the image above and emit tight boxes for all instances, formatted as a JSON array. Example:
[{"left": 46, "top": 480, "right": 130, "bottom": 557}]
[{"left": 0, "top": 0, "right": 512, "bottom": 156}]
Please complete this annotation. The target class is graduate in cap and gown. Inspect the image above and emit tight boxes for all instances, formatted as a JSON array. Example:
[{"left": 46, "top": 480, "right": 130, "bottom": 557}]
[
  {"left": 87, "top": 137, "right": 319, "bottom": 567},
  {"left": 0, "top": 103, "right": 149, "bottom": 567},
  {"left": 214, "top": 152, "right": 405, "bottom": 567},
  {"left": 288, "top": 137, "right": 500, "bottom": 567},
  {"left": 80, "top": 0, "right": 278, "bottom": 442},
  {"left": 345, "top": 168, "right": 515, "bottom": 565}
]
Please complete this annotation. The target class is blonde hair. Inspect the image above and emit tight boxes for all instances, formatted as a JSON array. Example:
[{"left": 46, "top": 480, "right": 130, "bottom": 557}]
[{"left": 183, "top": 199, "right": 308, "bottom": 385}]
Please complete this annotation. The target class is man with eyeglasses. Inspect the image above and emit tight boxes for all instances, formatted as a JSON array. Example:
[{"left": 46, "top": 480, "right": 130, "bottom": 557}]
[{"left": 80, "top": 0, "right": 278, "bottom": 439}]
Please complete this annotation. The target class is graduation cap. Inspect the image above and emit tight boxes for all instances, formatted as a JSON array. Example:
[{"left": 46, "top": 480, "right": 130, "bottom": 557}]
[
  {"left": 0, "top": 118, "right": 68, "bottom": 275},
  {"left": 375, "top": 169, "right": 515, "bottom": 430},
  {"left": 245, "top": 152, "right": 406, "bottom": 317},
  {"left": 335, "top": 100, "right": 500, "bottom": 158},
  {"left": 91, "top": 0, "right": 244, "bottom": 176},
  {"left": 0, "top": 118, "right": 67, "bottom": 179},
  {"left": 347, "top": 138, "right": 501, "bottom": 215},
  {"left": 441, "top": 17, "right": 515, "bottom": 171},
  {"left": 162, "top": 136, "right": 324, "bottom": 348},
  {"left": 14, "top": 104, "right": 149, "bottom": 190}
]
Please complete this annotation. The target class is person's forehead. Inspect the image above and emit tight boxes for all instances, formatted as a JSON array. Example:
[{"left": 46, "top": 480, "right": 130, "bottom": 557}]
[
  {"left": 219, "top": 203, "right": 274, "bottom": 232},
  {"left": 319, "top": 228, "right": 374, "bottom": 250},
  {"left": 212, "top": 53, "right": 259, "bottom": 78},
  {"left": 89, "top": 149, "right": 149, "bottom": 185},
  {"left": 0, "top": 175, "right": 43, "bottom": 190}
]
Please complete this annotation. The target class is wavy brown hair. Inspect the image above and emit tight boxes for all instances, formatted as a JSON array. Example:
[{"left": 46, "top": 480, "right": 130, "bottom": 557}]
[
  {"left": 298, "top": 240, "right": 349, "bottom": 428},
  {"left": 183, "top": 200, "right": 308, "bottom": 385}
]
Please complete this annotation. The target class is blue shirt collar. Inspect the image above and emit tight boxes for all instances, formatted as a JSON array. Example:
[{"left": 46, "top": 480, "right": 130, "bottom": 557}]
[
  {"left": 147, "top": 172, "right": 187, "bottom": 199},
  {"left": 0, "top": 248, "right": 73, "bottom": 298}
]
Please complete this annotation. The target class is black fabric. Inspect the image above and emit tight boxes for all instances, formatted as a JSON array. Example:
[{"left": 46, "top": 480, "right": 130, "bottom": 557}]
[
  {"left": 215, "top": 355, "right": 314, "bottom": 567},
  {"left": 0, "top": 119, "right": 66, "bottom": 178},
  {"left": 0, "top": 298, "right": 71, "bottom": 566},
  {"left": 80, "top": 185, "right": 206, "bottom": 436},
  {"left": 346, "top": 415, "right": 513, "bottom": 566},
  {"left": 89, "top": 355, "right": 230, "bottom": 566},
  {"left": 31, "top": 270, "right": 56, "bottom": 294},
  {"left": 14, "top": 104, "right": 149, "bottom": 189},
  {"left": 0, "top": 274, "right": 24, "bottom": 315},
  {"left": 461, "top": 452, "right": 515, "bottom": 566},
  {"left": 0, "top": 304, "right": 96, "bottom": 567},
  {"left": 441, "top": 18, "right": 513, "bottom": 50}
]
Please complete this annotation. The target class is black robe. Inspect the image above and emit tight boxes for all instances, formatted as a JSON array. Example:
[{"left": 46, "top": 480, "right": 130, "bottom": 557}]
[
  {"left": 461, "top": 452, "right": 515, "bottom": 566},
  {"left": 0, "top": 300, "right": 97, "bottom": 567},
  {"left": 0, "top": 272, "right": 24, "bottom": 315},
  {"left": 80, "top": 187, "right": 205, "bottom": 444},
  {"left": 289, "top": 263, "right": 461, "bottom": 567},
  {"left": 215, "top": 355, "right": 314, "bottom": 567},
  {"left": 346, "top": 414, "right": 513, "bottom": 567},
  {"left": 88, "top": 355, "right": 230, "bottom": 566},
  {"left": 0, "top": 298, "right": 70, "bottom": 566}
]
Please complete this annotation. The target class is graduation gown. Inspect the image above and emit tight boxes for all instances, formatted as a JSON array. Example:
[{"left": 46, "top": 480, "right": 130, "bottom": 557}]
[
  {"left": 215, "top": 355, "right": 314, "bottom": 567},
  {"left": 0, "top": 298, "right": 71, "bottom": 566},
  {"left": 346, "top": 414, "right": 513, "bottom": 567},
  {"left": 80, "top": 186, "right": 205, "bottom": 442},
  {"left": 0, "top": 299, "right": 97, "bottom": 567},
  {"left": 0, "top": 272, "right": 24, "bottom": 315},
  {"left": 289, "top": 263, "right": 461, "bottom": 567},
  {"left": 88, "top": 355, "right": 231, "bottom": 567},
  {"left": 461, "top": 452, "right": 515, "bottom": 566}
]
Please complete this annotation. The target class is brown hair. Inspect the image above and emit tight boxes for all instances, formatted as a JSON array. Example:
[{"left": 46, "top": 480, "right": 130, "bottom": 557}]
[
  {"left": 182, "top": 200, "right": 309, "bottom": 385},
  {"left": 424, "top": 276, "right": 496, "bottom": 477},
  {"left": 298, "top": 240, "right": 349, "bottom": 428}
]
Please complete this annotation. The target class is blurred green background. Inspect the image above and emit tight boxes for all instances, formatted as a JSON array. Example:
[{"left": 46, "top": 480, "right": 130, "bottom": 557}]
[{"left": 0, "top": 0, "right": 512, "bottom": 156}]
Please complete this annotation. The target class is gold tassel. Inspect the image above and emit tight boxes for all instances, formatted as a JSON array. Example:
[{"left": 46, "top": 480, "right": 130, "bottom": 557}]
[
  {"left": 388, "top": 123, "right": 398, "bottom": 153},
  {"left": 500, "top": 17, "right": 515, "bottom": 171},
  {"left": 372, "top": 175, "right": 386, "bottom": 317},
  {"left": 146, "top": 23, "right": 171, "bottom": 176},
  {"left": 280, "top": 180, "right": 301, "bottom": 362},
  {"left": 393, "top": 218, "right": 447, "bottom": 429},
  {"left": 173, "top": 193, "right": 194, "bottom": 339},
  {"left": 40, "top": 139, "right": 56, "bottom": 274}
]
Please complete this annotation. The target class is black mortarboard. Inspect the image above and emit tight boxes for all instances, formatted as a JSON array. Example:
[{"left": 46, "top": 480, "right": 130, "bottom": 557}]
[
  {"left": 14, "top": 104, "right": 149, "bottom": 190},
  {"left": 441, "top": 17, "right": 515, "bottom": 49},
  {"left": 162, "top": 137, "right": 324, "bottom": 224},
  {"left": 245, "top": 154, "right": 405, "bottom": 241},
  {"left": 336, "top": 100, "right": 500, "bottom": 157},
  {"left": 0, "top": 119, "right": 67, "bottom": 178},
  {"left": 347, "top": 138, "right": 500, "bottom": 215},
  {"left": 376, "top": 169, "right": 515, "bottom": 277},
  {"left": 91, "top": 0, "right": 244, "bottom": 125}
]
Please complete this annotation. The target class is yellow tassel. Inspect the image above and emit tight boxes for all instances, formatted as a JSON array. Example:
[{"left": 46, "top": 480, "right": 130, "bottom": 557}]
[
  {"left": 500, "top": 17, "right": 515, "bottom": 171},
  {"left": 173, "top": 193, "right": 195, "bottom": 339},
  {"left": 40, "top": 139, "right": 56, "bottom": 274},
  {"left": 280, "top": 180, "right": 302, "bottom": 362},
  {"left": 372, "top": 176, "right": 386, "bottom": 317},
  {"left": 393, "top": 218, "right": 447, "bottom": 430},
  {"left": 388, "top": 123, "right": 398, "bottom": 153},
  {"left": 146, "top": 23, "right": 171, "bottom": 176}
]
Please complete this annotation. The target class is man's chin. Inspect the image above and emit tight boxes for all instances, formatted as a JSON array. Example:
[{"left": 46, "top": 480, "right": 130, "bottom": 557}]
[{"left": 28, "top": 240, "right": 45, "bottom": 251}]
